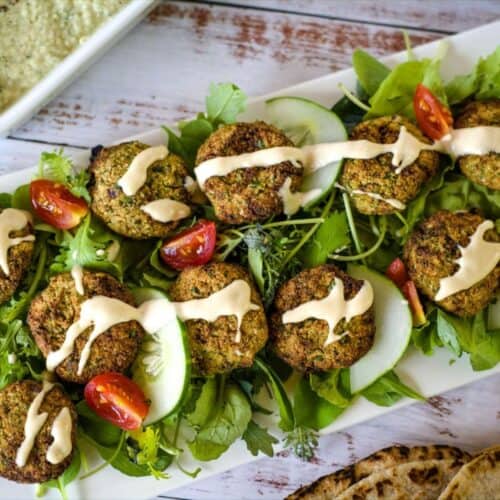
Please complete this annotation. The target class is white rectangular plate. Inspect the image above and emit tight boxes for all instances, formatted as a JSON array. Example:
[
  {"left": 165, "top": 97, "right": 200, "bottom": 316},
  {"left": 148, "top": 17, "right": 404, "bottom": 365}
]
[
  {"left": 1, "top": 20, "right": 499, "bottom": 500},
  {"left": 0, "top": 0, "right": 157, "bottom": 137}
]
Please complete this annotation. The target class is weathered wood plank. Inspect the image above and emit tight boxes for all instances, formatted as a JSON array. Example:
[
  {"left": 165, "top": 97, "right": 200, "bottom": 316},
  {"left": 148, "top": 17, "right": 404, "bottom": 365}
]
[
  {"left": 7, "top": 1, "right": 439, "bottom": 153},
  {"left": 165, "top": 374, "right": 500, "bottom": 499},
  {"left": 220, "top": 0, "right": 500, "bottom": 33}
]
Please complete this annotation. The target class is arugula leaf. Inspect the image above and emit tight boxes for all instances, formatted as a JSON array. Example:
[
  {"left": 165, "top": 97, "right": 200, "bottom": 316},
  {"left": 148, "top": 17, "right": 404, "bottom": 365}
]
[
  {"left": 206, "top": 83, "right": 247, "bottom": 126},
  {"left": 76, "top": 401, "right": 122, "bottom": 447},
  {"left": 294, "top": 375, "right": 344, "bottom": 431},
  {"left": 309, "top": 369, "right": 351, "bottom": 408},
  {"left": 242, "top": 420, "right": 279, "bottom": 457},
  {"left": 446, "top": 47, "right": 500, "bottom": 104},
  {"left": 11, "top": 184, "right": 31, "bottom": 211},
  {"left": 248, "top": 247, "right": 265, "bottom": 295},
  {"left": 188, "top": 382, "right": 252, "bottom": 461},
  {"left": 301, "top": 211, "right": 350, "bottom": 267},
  {"left": 411, "top": 308, "right": 442, "bottom": 356},
  {"left": 186, "top": 377, "right": 217, "bottom": 427},
  {"left": 38, "top": 149, "right": 90, "bottom": 202},
  {"left": 164, "top": 83, "right": 247, "bottom": 168},
  {"left": 352, "top": 49, "right": 390, "bottom": 97},
  {"left": 331, "top": 93, "right": 366, "bottom": 134},
  {"left": 254, "top": 357, "right": 295, "bottom": 432},
  {"left": 361, "top": 370, "right": 424, "bottom": 407},
  {"left": 436, "top": 309, "right": 463, "bottom": 356}
]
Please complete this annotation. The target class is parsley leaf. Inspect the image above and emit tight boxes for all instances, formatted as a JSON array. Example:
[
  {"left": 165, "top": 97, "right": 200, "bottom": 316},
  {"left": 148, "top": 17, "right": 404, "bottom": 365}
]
[
  {"left": 242, "top": 420, "right": 279, "bottom": 457},
  {"left": 38, "top": 149, "right": 90, "bottom": 202}
]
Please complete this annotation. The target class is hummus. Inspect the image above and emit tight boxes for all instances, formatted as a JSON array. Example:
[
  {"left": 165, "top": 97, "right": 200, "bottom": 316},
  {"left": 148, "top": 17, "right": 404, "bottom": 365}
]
[{"left": 0, "top": 0, "right": 130, "bottom": 113}]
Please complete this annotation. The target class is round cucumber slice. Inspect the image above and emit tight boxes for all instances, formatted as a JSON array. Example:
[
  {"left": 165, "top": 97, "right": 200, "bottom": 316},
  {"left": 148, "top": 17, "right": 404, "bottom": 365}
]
[
  {"left": 348, "top": 265, "right": 412, "bottom": 393},
  {"left": 132, "top": 287, "right": 191, "bottom": 425},
  {"left": 265, "top": 96, "right": 348, "bottom": 206}
]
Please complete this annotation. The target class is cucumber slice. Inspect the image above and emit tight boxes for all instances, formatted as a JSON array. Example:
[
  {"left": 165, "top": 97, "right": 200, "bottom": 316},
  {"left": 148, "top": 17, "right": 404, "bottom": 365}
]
[
  {"left": 265, "top": 96, "right": 348, "bottom": 206},
  {"left": 348, "top": 265, "right": 412, "bottom": 393},
  {"left": 132, "top": 288, "right": 191, "bottom": 425}
]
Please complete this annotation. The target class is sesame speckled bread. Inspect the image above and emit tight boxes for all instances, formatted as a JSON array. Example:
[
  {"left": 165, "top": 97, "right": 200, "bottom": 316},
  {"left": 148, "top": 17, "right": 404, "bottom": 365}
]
[
  {"left": 287, "top": 445, "right": 471, "bottom": 499},
  {"left": 438, "top": 445, "right": 500, "bottom": 499}
]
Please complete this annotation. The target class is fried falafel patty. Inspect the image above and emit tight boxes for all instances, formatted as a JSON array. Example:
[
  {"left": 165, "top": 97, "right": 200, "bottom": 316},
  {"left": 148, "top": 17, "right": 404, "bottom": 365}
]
[
  {"left": 89, "top": 141, "right": 191, "bottom": 239},
  {"left": 270, "top": 265, "right": 375, "bottom": 373},
  {"left": 454, "top": 99, "right": 500, "bottom": 191},
  {"left": 28, "top": 271, "right": 144, "bottom": 384},
  {"left": 169, "top": 262, "right": 268, "bottom": 376},
  {"left": 403, "top": 210, "right": 500, "bottom": 317},
  {"left": 0, "top": 212, "right": 35, "bottom": 305},
  {"left": 340, "top": 115, "right": 440, "bottom": 214},
  {"left": 0, "top": 380, "right": 77, "bottom": 483},
  {"left": 195, "top": 121, "right": 303, "bottom": 224}
]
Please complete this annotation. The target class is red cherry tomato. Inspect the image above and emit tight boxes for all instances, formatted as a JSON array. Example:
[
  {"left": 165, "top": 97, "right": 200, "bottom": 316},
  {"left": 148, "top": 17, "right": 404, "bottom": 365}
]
[
  {"left": 413, "top": 83, "right": 453, "bottom": 140},
  {"left": 30, "top": 179, "right": 88, "bottom": 229},
  {"left": 386, "top": 257, "right": 426, "bottom": 326},
  {"left": 84, "top": 372, "right": 149, "bottom": 431},
  {"left": 386, "top": 258, "right": 410, "bottom": 289},
  {"left": 160, "top": 220, "right": 216, "bottom": 271}
]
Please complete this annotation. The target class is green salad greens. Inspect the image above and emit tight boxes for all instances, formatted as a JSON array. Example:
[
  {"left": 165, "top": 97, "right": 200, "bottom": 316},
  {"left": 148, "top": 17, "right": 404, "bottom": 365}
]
[{"left": 0, "top": 38, "right": 499, "bottom": 497}]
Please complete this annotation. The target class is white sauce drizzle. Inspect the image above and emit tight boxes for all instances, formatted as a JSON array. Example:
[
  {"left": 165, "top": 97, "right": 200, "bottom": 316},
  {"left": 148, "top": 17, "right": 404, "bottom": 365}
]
[
  {"left": 117, "top": 145, "right": 168, "bottom": 196},
  {"left": 71, "top": 265, "right": 84, "bottom": 295},
  {"left": 46, "top": 280, "right": 256, "bottom": 374},
  {"left": 278, "top": 178, "right": 322, "bottom": 215},
  {"left": 194, "top": 126, "right": 500, "bottom": 187},
  {"left": 435, "top": 220, "right": 500, "bottom": 301},
  {"left": 282, "top": 278, "right": 374, "bottom": 346},
  {"left": 350, "top": 189, "right": 406, "bottom": 210},
  {"left": 141, "top": 199, "right": 191, "bottom": 223},
  {"left": 16, "top": 380, "right": 54, "bottom": 468},
  {"left": 46, "top": 407, "right": 73, "bottom": 465},
  {"left": 172, "top": 280, "right": 260, "bottom": 343},
  {"left": 0, "top": 208, "right": 35, "bottom": 276}
]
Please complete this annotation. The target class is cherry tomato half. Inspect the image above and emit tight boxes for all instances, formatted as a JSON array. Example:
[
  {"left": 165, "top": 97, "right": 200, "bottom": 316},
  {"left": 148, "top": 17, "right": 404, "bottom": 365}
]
[
  {"left": 84, "top": 372, "right": 149, "bottom": 431},
  {"left": 30, "top": 179, "right": 88, "bottom": 229},
  {"left": 413, "top": 83, "right": 453, "bottom": 140},
  {"left": 386, "top": 258, "right": 410, "bottom": 289},
  {"left": 160, "top": 219, "right": 216, "bottom": 271}
]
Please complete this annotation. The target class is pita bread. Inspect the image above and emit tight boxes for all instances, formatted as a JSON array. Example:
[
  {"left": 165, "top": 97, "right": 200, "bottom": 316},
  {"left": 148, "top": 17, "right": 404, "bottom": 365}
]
[
  {"left": 337, "top": 458, "right": 466, "bottom": 500},
  {"left": 287, "top": 445, "right": 471, "bottom": 499},
  {"left": 439, "top": 445, "right": 500, "bottom": 499}
]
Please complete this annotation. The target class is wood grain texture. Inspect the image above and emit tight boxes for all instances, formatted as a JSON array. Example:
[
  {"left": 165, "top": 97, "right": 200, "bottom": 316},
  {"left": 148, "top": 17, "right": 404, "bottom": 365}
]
[
  {"left": 222, "top": 0, "right": 500, "bottom": 33},
  {"left": 4, "top": 1, "right": 440, "bottom": 154}
]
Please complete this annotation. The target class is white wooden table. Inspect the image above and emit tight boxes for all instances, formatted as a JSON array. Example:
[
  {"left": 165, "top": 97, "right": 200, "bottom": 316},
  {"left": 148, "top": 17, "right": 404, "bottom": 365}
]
[{"left": 1, "top": 1, "right": 499, "bottom": 499}]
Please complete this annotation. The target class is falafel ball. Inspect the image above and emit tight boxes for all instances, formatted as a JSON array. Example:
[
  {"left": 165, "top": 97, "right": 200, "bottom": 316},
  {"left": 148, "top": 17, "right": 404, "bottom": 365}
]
[
  {"left": 195, "top": 121, "right": 303, "bottom": 224},
  {"left": 270, "top": 264, "right": 375, "bottom": 373},
  {"left": 89, "top": 141, "right": 191, "bottom": 239},
  {"left": 28, "top": 271, "right": 144, "bottom": 384},
  {"left": 403, "top": 210, "right": 500, "bottom": 317},
  {"left": 169, "top": 262, "right": 268, "bottom": 376},
  {"left": 454, "top": 99, "right": 500, "bottom": 191},
  {"left": 0, "top": 380, "right": 77, "bottom": 483},
  {"left": 340, "top": 115, "right": 440, "bottom": 214},
  {"left": 0, "top": 211, "right": 35, "bottom": 305}
]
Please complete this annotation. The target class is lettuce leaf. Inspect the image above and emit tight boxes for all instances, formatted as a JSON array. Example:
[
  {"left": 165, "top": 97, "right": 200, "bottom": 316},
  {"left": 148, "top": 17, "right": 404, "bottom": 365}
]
[
  {"left": 352, "top": 49, "right": 390, "bottom": 97},
  {"left": 445, "top": 47, "right": 500, "bottom": 104}
]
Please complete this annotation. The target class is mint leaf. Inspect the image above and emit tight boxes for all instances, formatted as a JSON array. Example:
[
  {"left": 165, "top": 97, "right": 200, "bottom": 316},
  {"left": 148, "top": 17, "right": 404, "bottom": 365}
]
[
  {"left": 206, "top": 83, "right": 247, "bottom": 126},
  {"left": 301, "top": 211, "right": 350, "bottom": 267},
  {"left": 242, "top": 420, "right": 278, "bottom": 457},
  {"left": 362, "top": 370, "right": 424, "bottom": 407}
]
